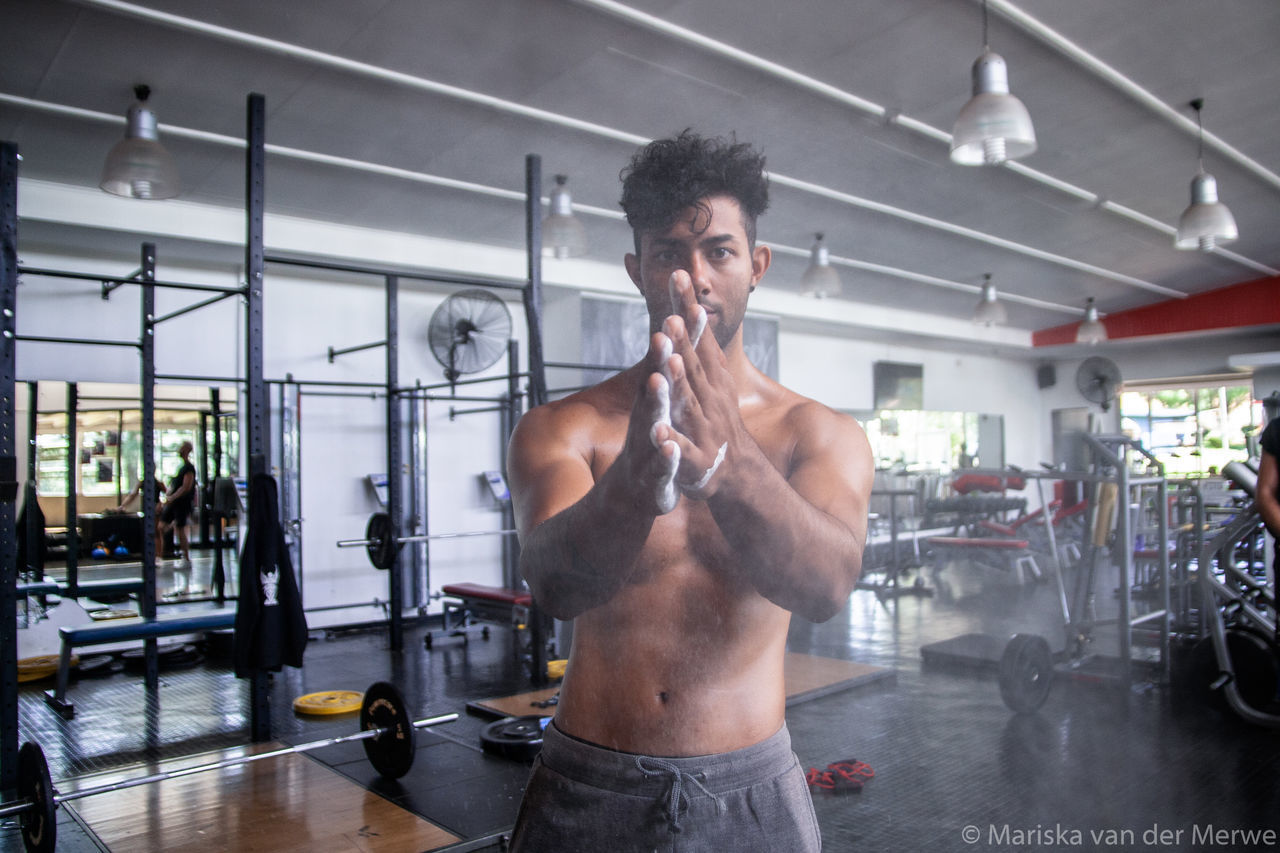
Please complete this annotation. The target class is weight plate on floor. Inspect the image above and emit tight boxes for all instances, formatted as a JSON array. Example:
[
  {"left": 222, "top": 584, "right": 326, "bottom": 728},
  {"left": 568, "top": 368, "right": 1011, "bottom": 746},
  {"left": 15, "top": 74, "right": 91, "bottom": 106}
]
[
  {"left": 17, "top": 655, "right": 78, "bottom": 683},
  {"left": 366, "top": 512, "right": 401, "bottom": 571},
  {"left": 19, "top": 741, "right": 57, "bottom": 853},
  {"left": 122, "top": 643, "right": 192, "bottom": 671},
  {"left": 294, "top": 690, "right": 364, "bottom": 716},
  {"left": 999, "top": 634, "right": 1054, "bottom": 714},
  {"left": 360, "top": 681, "right": 416, "bottom": 778},
  {"left": 88, "top": 608, "right": 138, "bottom": 621},
  {"left": 480, "top": 715, "right": 550, "bottom": 762},
  {"left": 76, "top": 654, "right": 120, "bottom": 677}
]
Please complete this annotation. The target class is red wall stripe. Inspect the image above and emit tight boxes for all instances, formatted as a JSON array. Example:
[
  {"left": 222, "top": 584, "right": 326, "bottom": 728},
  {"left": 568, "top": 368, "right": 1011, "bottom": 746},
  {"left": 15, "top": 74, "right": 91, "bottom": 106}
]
[{"left": 1033, "top": 275, "right": 1280, "bottom": 347}]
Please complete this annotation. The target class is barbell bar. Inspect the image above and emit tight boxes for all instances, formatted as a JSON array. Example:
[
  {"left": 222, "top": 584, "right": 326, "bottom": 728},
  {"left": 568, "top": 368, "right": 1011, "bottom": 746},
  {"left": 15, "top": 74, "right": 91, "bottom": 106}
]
[
  {"left": 337, "top": 511, "right": 518, "bottom": 570},
  {"left": 2, "top": 681, "right": 455, "bottom": 853}
]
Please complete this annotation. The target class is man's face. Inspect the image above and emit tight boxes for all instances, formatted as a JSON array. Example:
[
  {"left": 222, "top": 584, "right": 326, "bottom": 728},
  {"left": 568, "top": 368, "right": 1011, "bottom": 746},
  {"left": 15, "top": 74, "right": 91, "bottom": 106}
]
[{"left": 624, "top": 195, "right": 770, "bottom": 351}]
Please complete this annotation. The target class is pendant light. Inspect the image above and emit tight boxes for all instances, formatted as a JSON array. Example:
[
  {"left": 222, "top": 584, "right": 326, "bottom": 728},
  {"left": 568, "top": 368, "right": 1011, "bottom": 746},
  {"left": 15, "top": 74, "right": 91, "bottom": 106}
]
[
  {"left": 1174, "top": 99, "right": 1238, "bottom": 251},
  {"left": 950, "top": 0, "right": 1037, "bottom": 166},
  {"left": 542, "top": 174, "right": 588, "bottom": 259},
  {"left": 971, "top": 273, "right": 1007, "bottom": 326},
  {"left": 100, "top": 85, "right": 181, "bottom": 200},
  {"left": 800, "top": 233, "right": 841, "bottom": 298},
  {"left": 1075, "top": 297, "right": 1107, "bottom": 345}
]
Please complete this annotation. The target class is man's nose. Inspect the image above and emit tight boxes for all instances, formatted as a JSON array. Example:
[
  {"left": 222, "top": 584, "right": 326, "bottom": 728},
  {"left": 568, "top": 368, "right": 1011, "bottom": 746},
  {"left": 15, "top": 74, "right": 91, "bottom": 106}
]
[{"left": 685, "top": 253, "right": 712, "bottom": 294}]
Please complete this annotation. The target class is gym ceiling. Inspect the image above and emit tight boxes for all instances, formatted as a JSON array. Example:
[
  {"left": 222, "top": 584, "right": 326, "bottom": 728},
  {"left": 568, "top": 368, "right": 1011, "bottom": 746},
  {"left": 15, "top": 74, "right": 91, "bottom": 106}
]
[{"left": 3, "top": 0, "right": 1278, "bottom": 358}]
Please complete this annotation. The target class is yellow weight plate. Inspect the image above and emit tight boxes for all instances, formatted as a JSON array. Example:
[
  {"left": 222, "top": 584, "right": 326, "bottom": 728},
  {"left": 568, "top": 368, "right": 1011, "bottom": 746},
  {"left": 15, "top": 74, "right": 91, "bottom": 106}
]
[
  {"left": 546, "top": 659, "right": 567, "bottom": 680},
  {"left": 293, "top": 690, "right": 363, "bottom": 716},
  {"left": 88, "top": 608, "right": 138, "bottom": 621},
  {"left": 17, "top": 654, "right": 79, "bottom": 683}
]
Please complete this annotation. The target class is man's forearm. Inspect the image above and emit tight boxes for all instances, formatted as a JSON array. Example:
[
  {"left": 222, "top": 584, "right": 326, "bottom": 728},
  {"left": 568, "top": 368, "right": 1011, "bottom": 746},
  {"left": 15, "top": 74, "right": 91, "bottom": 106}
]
[
  {"left": 519, "top": 464, "right": 657, "bottom": 620},
  {"left": 707, "top": 443, "right": 863, "bottom": 623}
]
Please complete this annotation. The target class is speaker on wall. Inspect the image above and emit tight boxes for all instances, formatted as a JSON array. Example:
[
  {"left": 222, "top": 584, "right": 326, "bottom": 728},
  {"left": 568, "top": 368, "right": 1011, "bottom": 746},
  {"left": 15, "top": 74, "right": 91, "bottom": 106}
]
[{"left": 1036, "top": 364, "right": 1056, "bottom": 389}]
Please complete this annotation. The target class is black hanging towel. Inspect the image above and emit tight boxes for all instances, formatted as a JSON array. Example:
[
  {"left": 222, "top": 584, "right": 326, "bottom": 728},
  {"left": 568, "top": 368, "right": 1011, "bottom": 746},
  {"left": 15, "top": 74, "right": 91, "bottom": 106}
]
[
  {"left": 17, "top": 481, "right": 46, "bottom": 574},
  {"left": 234, "top": 473, "right": 307, "bottom": 677}
]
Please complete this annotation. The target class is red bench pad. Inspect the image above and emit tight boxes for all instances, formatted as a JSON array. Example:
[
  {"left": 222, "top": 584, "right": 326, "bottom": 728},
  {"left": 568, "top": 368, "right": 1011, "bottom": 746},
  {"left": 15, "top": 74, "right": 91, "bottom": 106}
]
[
  {"left": 927, "top": 537, "right": 1031, "bottom": 549},
  {"left": 441, "top": 582, "right": 532, "bottom": 607}
]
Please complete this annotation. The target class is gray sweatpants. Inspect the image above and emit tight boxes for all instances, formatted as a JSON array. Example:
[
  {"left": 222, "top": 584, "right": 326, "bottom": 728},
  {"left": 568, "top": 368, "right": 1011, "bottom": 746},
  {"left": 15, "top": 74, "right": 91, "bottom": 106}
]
[{"left": 508, "top": 720, "right": 821, "bottom": 852}]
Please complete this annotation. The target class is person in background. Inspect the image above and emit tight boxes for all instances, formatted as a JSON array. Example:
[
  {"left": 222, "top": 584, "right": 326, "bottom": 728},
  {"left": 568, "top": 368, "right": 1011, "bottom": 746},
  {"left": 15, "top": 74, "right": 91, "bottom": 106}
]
[
  {"left": 114, "top": 474, "right": 167, "bottom": 514},
  {"left": 1256, "top": 393, "right": 1279, "bottom": 581},
  {"left": 157, "top": 441, "right": 198, "bottom": 568}
]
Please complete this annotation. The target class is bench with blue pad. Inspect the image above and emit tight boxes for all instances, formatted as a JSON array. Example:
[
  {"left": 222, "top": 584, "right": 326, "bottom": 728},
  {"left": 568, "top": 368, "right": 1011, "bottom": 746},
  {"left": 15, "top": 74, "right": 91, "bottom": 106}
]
[
  {"left": 18, "top": 577, "right": 146, "bottom": 600},
  {"left": 45, "top": 608, "right": 237, "bottom": 718}
]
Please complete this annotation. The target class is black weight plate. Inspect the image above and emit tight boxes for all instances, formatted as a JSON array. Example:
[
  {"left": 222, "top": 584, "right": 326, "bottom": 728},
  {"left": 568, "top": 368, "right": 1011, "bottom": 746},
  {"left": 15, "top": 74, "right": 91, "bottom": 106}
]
[
  {"left": 361, "top": 681, "right": 416, "bottom": 778},
  {"left": 366, "top": 512, "right": 401, "bottom": 571},
  {"left": 480, "top": 715, "right": 550, "bottom": 762},
  {"left": 76, "top": 654, "right": 120, "bottom": 677},
  {"left": 999, "top": 634, "right": 1054, "bottom": 714},
  {"left": 122, "top": 643, "right": 196, "bottom": 671},
  {"left": 19, "top": 741, "right": 57, "bottom": 853}
]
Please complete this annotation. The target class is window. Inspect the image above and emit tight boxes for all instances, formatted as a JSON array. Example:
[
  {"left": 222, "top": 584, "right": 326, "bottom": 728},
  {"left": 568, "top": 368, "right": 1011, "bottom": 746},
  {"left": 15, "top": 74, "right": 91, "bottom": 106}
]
[{"left": 1120, "top": 384, "right": 1260, "bottom": 478}]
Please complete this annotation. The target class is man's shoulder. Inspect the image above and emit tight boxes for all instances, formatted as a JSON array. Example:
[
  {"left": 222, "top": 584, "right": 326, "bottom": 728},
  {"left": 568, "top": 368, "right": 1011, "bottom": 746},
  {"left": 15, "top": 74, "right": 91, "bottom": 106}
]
[
  {"left": 758, "top": 378, "right": 860, "bottom": 434},
  {"left": 515, "top": 373, "right": 636, "bottom": 438}
]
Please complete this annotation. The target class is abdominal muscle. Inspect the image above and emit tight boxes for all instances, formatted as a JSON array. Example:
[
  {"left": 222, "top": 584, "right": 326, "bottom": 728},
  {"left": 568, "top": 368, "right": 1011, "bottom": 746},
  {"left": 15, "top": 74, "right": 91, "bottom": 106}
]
[{"left": 552, "top": 540, "right": 791, "bottom": 757}]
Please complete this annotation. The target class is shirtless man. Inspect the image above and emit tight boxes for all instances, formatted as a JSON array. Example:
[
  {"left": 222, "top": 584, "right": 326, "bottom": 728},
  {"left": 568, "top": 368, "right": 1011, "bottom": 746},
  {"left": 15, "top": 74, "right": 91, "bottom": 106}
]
[{"left": 506, "top": 131, "right": 873, "bottom": 851}]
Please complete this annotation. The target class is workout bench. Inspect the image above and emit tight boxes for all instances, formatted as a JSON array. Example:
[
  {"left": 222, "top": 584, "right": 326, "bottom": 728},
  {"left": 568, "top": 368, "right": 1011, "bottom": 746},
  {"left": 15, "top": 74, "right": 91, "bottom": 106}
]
[
  {"left": 432, "top": 583, "right": 552, "bottom": 685},
  {"left": 44, "top": 607, "right": 237, "bottom": 718},
  {"left": 432, "top": 582, "right": 533, "bottom": 648},
  {"left": 927, "top": 536, "right": 1042, "bottom": 584}
]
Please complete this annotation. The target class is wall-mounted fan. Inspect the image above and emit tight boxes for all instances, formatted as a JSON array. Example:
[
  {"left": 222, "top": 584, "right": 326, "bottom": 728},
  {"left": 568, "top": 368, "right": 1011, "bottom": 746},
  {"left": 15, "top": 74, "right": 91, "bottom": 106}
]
[
  {"left": 427, "top": 289, "right": 512, "bottom": 383},
  {"left": 1075, "top": 356, "right": 1123, "bottom": 411}
]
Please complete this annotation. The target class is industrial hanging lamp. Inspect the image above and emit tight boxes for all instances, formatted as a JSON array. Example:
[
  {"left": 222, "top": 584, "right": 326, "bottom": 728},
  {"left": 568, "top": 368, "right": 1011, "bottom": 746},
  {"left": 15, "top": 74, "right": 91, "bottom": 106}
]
[
  {"left": 971, "top": 273, "right": 1007, "bottom": 326},
  {"left": 1075, "top": 297, "right": 1107, "bottom": 345},
  {"left": 99, "top": 85, "right": 181, "bottom": 199},
  {"left": 800, "top": 233, "right": 842, "bottom": 298},
  {"left": 542, "top": 174, "right": 588, "bottom": 259},
  {"left": 1175, "top": 98, "right": 1238, "bottom": 251},
  {"left": 950, "top": 0, "right": 1037, "bottom": 165}
]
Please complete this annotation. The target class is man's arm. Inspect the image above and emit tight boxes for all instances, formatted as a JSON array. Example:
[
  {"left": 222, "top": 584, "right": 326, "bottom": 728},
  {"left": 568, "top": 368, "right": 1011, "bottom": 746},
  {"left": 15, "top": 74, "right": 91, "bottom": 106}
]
[
  {"left": 707, "top": 404, "right": 873, "bottom": 623},
  {"left": 508, "top": 349, "right": 682, "bottom": 620},
  {"left": 170, "top": 470, "right": 195, "bottom": 501},
  {"left": 1257, "top": 448, "right": 1280, "bottom": 540},
  {"left": 656, "top": 293, "right": 873, "bottom": 622}
]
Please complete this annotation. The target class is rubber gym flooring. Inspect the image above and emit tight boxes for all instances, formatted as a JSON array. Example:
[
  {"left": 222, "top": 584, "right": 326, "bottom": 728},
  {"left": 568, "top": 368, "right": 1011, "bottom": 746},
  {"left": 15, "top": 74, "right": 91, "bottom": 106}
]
[{"left": 5, "top": 551, "right": 1280, "bottom": 852}]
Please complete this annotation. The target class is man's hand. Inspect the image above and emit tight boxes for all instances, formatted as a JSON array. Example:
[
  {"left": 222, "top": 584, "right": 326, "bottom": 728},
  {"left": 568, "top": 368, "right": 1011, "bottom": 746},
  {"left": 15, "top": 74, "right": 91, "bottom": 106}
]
[{"left": 649, "top": 270, "right": 744, "bottom": 501}]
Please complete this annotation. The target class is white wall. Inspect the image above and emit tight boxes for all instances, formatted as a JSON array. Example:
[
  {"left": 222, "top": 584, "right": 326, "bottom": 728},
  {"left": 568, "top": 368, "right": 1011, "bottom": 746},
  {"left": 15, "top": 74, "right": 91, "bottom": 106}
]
[{"left": 780, "top": 331, "right": 1047, "bottom": 473}]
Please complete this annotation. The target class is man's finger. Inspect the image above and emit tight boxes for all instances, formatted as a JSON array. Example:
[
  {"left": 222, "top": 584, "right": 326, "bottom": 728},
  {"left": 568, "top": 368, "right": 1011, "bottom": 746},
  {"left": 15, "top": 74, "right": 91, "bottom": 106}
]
[
  {"left": 648, "top": 372, "right": 680, "bottom": 513},
  {"left": 667, "top": 271, "right": 707, "bottom": 347}
]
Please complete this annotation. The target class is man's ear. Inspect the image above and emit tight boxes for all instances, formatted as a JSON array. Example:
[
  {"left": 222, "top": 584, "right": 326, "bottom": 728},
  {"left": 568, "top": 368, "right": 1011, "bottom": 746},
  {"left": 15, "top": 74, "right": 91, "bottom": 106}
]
[
  {"left": 624, "top": 252, "right": 642, "bottom": 288},
  {"left": 750, "top": 244, "right": 771, "bottom": 292}
]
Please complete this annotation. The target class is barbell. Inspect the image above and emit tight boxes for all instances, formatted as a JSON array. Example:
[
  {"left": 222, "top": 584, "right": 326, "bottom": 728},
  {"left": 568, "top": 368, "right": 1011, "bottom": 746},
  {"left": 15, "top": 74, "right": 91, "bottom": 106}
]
[
  {"left": 337, "top": 511, "right": 518, "bottom": 570},
  {"left": 0, "top": 681, "right": 455, "bottom": 853}
]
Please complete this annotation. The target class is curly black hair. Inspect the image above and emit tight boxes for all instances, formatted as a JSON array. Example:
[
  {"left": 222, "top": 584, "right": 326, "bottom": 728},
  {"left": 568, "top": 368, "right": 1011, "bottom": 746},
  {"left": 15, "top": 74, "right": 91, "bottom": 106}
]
[{"left": 619, "top": 130, "right": 769, "bottom": 252}]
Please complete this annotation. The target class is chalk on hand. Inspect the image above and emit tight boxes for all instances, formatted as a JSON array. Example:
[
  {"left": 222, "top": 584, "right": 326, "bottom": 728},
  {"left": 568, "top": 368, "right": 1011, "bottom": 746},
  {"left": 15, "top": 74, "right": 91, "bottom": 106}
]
[
  {"left": 691, "top": 306, "right": 706, "bottom": 348},
  {"left": 668, "top": 275, "right": 707, "bottom": 348},
  {"left": 650, "top": 373, "right": 680, "bottom": 513},
  {"left": 685, "top": 441, "right": 727, "bottom": 494}
]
